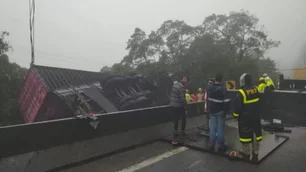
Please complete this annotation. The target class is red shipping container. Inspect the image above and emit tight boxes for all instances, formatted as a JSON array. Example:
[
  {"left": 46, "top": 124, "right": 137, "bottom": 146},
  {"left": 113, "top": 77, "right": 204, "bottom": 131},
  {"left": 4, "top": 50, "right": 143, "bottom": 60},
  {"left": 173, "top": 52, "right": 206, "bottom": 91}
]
[{"left": 18, "top": 69, "right": 48, "bottom": 123}]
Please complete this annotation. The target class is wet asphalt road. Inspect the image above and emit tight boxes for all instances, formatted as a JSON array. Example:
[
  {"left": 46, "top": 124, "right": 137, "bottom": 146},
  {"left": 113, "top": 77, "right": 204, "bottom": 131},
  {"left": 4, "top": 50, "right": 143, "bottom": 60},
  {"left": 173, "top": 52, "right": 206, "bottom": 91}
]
[{"left": 62, "top": 127, "right": 306, "bottom": 172}]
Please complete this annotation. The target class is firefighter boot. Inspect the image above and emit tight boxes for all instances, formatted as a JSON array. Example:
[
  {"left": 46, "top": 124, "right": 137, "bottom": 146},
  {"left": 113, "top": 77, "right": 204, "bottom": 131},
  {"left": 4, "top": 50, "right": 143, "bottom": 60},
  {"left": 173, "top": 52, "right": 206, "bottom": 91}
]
[
  {"left": 239, "top": 143, "right": 251, "bottom": 161},
  {"left": 251, "top": 151, "right": 259, "bottom": 162},
  {"left": 251, "top": 141, "right": 259, "bottom": 162}
]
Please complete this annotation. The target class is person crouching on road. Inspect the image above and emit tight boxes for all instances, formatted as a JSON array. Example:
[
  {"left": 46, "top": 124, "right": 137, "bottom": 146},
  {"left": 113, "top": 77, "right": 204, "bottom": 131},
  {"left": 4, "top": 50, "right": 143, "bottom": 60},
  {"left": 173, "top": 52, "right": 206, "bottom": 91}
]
[
  {"left": 207, "top": 73, "right": 228, "bottom": 152},
  {"left": 257, "top": 77, "right": 266, "bottom": 93},
  {"left": 233, "top": 73, "right": 262, "bottom": 161},
  {"left": 170, "top": 75, "right": 188, "bottom": 144}
]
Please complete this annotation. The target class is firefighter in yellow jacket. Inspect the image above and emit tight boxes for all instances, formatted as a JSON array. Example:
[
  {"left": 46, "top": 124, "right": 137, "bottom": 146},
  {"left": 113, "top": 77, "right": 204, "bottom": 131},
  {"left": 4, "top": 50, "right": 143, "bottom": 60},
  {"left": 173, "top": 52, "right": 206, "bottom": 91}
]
[
  {"left": 257, "top": 77, "right": 266, "bottom": 93},
  {"left": 185, "top": 89, "right": 192, "bottom": 104},
  {"left": 263, "top": 73, "right": 275, "bottom": 91},
  {"left": 233, "top": 73, "right": 262, "bottom": 161}
]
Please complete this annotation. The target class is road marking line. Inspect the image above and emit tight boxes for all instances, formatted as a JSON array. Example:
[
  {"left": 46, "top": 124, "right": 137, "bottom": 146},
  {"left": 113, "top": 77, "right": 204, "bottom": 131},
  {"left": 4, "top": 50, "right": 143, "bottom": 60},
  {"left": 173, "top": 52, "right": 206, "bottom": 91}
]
[{"left": 117, "top": 146, "right": 189, "bottom": 172}]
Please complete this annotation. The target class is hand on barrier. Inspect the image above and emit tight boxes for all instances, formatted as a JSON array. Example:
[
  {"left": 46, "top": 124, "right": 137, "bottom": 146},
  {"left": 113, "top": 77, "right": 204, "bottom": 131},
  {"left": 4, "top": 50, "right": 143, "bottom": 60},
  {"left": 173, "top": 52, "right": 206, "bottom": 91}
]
[{"left": 185, "top": 110, "right": 188, "bottom": 115}]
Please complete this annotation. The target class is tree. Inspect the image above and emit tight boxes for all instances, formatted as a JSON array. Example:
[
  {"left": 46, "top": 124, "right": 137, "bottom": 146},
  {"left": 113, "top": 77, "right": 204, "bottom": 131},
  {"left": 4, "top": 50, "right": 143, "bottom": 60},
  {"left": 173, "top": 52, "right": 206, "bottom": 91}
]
[
  {"left": 125, "top": 28, "right": 152, "bottom": 66},
  {"left": 0, "top": 31, "right": 12, "bottom": 54},
  {"left": 0, "top": 31, "right": 26, "bottom": 126},
  {"left": 115, "top": 10, "right": 280, "bottom": 90},
  {"left": 100, "top": 65, "right": 112, "bottom": 73},
  {"left": 156, "top": 20, "right": 196, "bottom": 60},
  {"left": 203, "top": 10, "right": 280, "bottom": 61}
]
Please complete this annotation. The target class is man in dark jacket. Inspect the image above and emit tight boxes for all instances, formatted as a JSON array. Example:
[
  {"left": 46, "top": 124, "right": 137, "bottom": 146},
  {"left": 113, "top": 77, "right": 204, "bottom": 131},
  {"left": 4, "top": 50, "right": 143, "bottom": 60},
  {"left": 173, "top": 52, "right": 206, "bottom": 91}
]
[
  {"left": 170, "top": 75, "right": 188, "bottom": 143},
  {"left": 207, "top": 73, "right": 228, "bottom": 151}
]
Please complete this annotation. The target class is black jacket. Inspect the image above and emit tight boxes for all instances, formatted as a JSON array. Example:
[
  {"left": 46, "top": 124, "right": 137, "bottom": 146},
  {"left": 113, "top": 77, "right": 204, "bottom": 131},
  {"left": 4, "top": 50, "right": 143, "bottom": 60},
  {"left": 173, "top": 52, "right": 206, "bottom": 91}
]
[{"left": 207, "top": 82, "right": 228, "bottom": 113}]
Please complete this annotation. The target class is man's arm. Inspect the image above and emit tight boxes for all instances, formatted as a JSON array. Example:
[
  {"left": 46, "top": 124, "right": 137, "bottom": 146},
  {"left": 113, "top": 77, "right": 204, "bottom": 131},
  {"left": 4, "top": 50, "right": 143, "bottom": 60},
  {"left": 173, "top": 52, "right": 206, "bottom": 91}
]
[
  {"left": 222, "top": 85, "right": 227, "bottom": 98},
  {"left": 207, "top": 81, "right": 213, "bottom": 92},
  {"left": 179, "top": 86, "right": 187, "bottom": 108},
  {"left": 233, "top": 92, "right": 243, "bottom": 118}
]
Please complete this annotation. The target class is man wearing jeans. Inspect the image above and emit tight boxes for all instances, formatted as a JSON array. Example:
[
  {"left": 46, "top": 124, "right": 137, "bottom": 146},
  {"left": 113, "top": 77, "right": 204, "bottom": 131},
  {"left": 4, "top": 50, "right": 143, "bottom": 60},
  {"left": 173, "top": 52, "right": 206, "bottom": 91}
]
[{"left": 207, "top": 73, "right": 228, "bottom": 152}]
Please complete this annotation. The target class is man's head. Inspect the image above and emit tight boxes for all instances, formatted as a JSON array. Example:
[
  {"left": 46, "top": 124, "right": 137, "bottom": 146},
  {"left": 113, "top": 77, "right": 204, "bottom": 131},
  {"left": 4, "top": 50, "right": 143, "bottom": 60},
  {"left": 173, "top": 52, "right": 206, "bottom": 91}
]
[
  {"left": 240, "top": 73, "right": 253, "bottom": 87},
  {"left": 215, "top": 73, "right": 223, "bottom": 83},
  {"left": 263, "top": 73, "right": 268, "bottom": 77},
  {"left": 179, "top": 75, "right": 188, "bottom": 85},
  {"left": 185, "top": 89, "right": 190, "bottom": 93},
  {"left": 259, "top": 77, "right": 265, "bottom": 84}
]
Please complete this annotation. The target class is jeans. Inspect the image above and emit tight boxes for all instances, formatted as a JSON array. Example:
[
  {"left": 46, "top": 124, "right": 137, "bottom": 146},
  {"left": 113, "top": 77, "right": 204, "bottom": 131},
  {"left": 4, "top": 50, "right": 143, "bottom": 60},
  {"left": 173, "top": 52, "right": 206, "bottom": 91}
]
[
  {"left": 172, "top": 107, "right": 186, "bottom": 131},
  {"left": 209, "top": 111, "right": 225, "bottom": 146}
]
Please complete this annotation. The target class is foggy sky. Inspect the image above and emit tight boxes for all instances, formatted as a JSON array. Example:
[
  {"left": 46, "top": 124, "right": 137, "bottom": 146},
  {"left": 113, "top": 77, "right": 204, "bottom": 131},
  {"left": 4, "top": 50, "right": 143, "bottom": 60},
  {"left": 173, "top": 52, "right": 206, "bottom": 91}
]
[{"left": 0, "top": 0, "right": 306, "bottom": 77}]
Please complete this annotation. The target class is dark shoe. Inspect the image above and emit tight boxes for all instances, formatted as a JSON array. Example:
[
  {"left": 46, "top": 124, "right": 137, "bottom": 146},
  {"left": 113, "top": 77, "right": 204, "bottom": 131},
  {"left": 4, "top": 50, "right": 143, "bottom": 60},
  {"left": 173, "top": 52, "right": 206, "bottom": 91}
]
[
  {"left": 173, "top": 131, "right": 180, "bottom": 136},
  {"left": 208, "top": 144, "right": 214, "bottom": 151},
  {"left": 252, "top": 152, "right": 259, "bottom": 162},
  {"left": 239, "top": 150, "right": 250, "bottom": 161},
  {"left": 251, "top": 154, "right": 258, "bottom": 162},
  {"left": 217, "top": 144, "right": 228, "bottom": 153},
  {"left": 180, "top": 130, "right": 186, "bottom": 136}
]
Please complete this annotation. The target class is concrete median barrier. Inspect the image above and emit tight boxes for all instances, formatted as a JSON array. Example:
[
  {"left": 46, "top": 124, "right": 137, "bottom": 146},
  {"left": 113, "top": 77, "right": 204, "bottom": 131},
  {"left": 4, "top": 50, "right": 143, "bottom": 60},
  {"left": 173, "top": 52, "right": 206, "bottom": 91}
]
[
  {"left": 1, "top": 89, "right": 305, "bottom": 172},
  {"left": 0, "top": 104, "right": 206, "bottom": 172}
]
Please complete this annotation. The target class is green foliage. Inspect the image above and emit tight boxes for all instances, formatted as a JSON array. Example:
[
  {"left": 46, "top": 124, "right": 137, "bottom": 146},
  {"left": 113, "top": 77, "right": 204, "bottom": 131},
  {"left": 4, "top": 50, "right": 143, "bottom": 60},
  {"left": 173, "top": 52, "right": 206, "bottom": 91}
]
[
  {"left": 0, "top": 32, "right": 27, "bottom": 126},
  {"left": 0, "top": 54, "right": 27, "bottom": 126},
  {"left": 102, "top": 10, "right": 280, "bottom": 91},
  {"left": 0, "top": 31, "right": 12, "bottom": 54},
  {"left": 203, "top": 10, "right": 281, "bottom": 61}
]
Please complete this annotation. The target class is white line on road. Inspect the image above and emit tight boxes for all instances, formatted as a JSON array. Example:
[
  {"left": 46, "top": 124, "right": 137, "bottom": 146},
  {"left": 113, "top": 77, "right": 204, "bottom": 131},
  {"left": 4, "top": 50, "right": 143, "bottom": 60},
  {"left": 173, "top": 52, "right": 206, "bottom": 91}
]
[{"left": 116, "top": 146, "right": 189, "bottom": 172}]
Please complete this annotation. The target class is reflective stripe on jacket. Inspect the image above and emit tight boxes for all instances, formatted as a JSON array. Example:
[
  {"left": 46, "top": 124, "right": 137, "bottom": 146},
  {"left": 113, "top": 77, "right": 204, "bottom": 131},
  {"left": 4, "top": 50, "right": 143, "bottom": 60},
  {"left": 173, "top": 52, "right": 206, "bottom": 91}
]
[{"left": 207, "top": 82, "right": 227, "bottom": 113}]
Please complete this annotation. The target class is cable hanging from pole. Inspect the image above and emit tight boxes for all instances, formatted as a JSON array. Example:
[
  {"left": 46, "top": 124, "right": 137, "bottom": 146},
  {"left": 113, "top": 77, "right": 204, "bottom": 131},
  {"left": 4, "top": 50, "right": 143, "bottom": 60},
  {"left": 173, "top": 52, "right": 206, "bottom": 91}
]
[{"left": 29, "top": 0, "right": 35, "bottom": 65}]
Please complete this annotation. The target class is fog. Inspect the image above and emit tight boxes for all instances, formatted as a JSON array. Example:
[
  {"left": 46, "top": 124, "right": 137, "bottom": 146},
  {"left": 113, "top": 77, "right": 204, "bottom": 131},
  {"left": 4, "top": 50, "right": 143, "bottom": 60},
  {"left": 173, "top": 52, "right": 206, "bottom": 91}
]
[{"left": 0, "top": 0, "right": 305, "bottom": 77}]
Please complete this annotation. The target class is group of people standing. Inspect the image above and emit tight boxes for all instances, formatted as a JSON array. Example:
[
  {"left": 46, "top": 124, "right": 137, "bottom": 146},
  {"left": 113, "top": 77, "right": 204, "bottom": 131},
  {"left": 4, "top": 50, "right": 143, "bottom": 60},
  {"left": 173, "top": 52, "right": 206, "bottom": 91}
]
[
  {"left": 185, "top": 88, "right": 205, "bottom": 104},
  {"left": 258, "top": 73, "right": 275, "bottom": 93},
  {"left": 170, "top": 73, "right": 269, "bottom": 160}
]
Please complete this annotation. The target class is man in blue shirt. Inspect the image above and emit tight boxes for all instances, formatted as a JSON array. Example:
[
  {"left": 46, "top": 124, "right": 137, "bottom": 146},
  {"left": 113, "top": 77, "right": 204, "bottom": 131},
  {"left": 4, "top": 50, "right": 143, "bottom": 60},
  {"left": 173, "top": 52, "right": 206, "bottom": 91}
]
[{"left": 207, "top": 73, "right": 228, "bottom": 152}]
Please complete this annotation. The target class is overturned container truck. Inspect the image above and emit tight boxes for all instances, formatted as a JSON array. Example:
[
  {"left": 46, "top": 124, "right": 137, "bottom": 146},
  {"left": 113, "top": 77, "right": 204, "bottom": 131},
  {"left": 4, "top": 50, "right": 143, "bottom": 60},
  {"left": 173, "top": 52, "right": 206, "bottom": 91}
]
[{"left": 18, "top": 65, "right": 173, "bottom": 123}]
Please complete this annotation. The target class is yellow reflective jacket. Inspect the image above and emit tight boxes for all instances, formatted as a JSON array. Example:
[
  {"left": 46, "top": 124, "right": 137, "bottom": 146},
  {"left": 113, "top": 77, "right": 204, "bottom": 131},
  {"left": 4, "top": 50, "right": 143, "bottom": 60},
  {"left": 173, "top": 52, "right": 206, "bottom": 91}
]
[
  {"left": 266, "top": 78, "right": 275, "bottom": 87},
  {"left": 257, "top": 83, "right": 266, "bottom": 93},
  {"left": 185, "top": 93, "right": 191, "bottom": 104}
]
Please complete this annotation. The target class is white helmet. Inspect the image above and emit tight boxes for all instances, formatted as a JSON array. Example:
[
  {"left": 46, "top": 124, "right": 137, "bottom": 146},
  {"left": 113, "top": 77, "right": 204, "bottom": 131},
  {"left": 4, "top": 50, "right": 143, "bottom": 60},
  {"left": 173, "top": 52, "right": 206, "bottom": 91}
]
[
  {"left": 240, "top": 73, "right": 247, "bottom": 87},
  {"left": 263, "top": 73, "right": 268, "bottom": 77}
]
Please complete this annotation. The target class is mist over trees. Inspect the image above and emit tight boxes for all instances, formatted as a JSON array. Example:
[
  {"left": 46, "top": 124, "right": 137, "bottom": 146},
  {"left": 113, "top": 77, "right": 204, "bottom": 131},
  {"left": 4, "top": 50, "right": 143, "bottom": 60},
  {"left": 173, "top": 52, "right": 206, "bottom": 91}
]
[
  {"left": 0, "top": 10, "right": 281, "bottom": 125},
  {"left": 101, "top": 10, "right": 280, "bottom": 90},
  {"left": 296, "top": 43, "right": 306, "bottom": 67}
]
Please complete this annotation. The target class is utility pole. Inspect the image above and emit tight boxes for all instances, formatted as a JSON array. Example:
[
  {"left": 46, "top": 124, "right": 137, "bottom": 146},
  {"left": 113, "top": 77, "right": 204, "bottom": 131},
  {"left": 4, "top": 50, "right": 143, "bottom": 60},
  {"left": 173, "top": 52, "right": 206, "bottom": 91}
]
[{"left": 29, "top": 0, "right": 35, "bottom": 65}]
